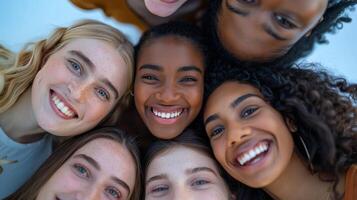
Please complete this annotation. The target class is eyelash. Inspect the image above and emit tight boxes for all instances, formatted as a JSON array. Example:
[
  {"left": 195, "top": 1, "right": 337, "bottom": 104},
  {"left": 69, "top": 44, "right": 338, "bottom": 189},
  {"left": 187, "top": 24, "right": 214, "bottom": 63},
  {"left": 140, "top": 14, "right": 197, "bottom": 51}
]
[
  {"left": 209, "top": 125, "right": 225, "bottom": 139},
  {"left": 237, "top": 0, "right": 258, "bottom": 5},
  {"left": 67, "top": 59, "right": 82, "bottom": 76},
  {"left": 240, "top": 106, "right": 259, "bottom": 119},
  {"left": 95, "top": 87, "right": 110, "bottom": 101},
  {"left": 151, "top": 184, "right": 169, "bottom": 193},
  {"left": 179, "top": 76, "right": 198, "bottom": 83},
  {"left": 273, "top": 13, "right": 297, "bottom": 29},
  {"left": 73, "top": 163, "right": 90, "bottom": 178},
  {"left": 191, "top": 178, "right": 210, "bottom": 187},
  {"left": 105, "top": 187, "right": 121, "bottom": 200}
]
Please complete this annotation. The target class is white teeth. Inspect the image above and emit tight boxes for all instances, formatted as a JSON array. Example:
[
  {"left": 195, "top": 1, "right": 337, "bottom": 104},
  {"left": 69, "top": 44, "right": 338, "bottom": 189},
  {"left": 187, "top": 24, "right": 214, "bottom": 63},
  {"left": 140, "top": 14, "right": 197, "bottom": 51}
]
[
  {"left": 152, "top": 108, "right": 183, "bottom": 119},
  {"left": 51, "top": 94, "right": 75, "bottom": 118},
  {"left": 238, "top": 143, "right": 269, "bottom": 166}
]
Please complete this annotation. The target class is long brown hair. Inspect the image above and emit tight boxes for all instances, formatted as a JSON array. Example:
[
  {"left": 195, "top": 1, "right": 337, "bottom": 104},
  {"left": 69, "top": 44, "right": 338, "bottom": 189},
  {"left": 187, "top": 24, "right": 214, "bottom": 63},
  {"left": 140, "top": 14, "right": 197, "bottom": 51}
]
[{"left": 6, "top": 127, "right": 142, "bottom": 200}]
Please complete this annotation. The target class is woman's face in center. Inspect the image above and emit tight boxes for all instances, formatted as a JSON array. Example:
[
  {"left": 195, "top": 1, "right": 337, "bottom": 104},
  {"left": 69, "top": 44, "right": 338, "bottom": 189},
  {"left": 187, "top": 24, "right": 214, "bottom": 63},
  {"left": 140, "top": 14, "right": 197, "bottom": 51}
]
[
  {"left": 36, "top": 138, "right": 137, "bottom": 200},
  {"left": 204, "top": 82, "right": 294, "bottom": 188},
  {"left": 216, "top": 0, "right": 328, "bottom": 61},
  {"left": 134, "top": 36, "right": 204, "bottom": 139},
  {"left": 145, "top": 146, "right": 231, "bottom": 200}
]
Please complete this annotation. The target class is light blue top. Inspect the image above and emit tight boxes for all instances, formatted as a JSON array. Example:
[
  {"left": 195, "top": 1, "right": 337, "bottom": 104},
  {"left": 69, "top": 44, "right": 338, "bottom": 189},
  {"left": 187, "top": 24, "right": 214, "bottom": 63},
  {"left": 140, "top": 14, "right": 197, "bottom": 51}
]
[{"left": 0, "top": 127, "right": 53, "bottom": 198}]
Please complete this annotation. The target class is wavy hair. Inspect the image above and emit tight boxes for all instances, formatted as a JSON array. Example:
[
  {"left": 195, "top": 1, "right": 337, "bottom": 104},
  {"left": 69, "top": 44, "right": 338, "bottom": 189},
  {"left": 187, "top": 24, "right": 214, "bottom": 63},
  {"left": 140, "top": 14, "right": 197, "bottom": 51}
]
[
  {"left": 205, "top": 62, "right": 357, "bottom": 199},
  {"left": 6, "top": 127, "right": 142, "bottom": 200},
  {"left": 0, "top": 20, "right": 134, "bottom": 119}
]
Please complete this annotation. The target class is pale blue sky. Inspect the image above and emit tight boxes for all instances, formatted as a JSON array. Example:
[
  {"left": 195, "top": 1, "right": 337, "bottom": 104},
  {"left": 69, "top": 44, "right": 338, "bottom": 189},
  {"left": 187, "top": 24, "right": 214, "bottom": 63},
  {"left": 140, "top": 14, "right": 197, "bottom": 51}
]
[{"left": 0, "top": 0, "right": 356, "bottom": 81}]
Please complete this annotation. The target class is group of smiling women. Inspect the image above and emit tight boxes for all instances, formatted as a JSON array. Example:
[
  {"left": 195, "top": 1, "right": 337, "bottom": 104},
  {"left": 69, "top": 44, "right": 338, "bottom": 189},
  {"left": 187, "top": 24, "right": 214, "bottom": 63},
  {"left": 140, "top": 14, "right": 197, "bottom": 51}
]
[{"left": 0, "top": 0, "right": 356, "bottom": 199}]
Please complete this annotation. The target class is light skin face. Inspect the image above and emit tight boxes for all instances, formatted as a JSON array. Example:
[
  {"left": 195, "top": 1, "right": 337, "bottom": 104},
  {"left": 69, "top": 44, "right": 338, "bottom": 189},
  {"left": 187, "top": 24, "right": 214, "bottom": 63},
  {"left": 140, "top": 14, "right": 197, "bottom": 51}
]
[
  {"left": 204, "top": 82, "right": 294, "bottom": 188},
  {"left": 217, "top": 0, "right": 328, "bottom": 61},
  {"left": 134, "top": 36, "right": 204, "bottom": 139},
  {"left": 32, "top": 38, "right": 129, "bottom": 137},
  {"left": 146, "top": 146, "right": 231, "bottom": 200},
  {"left": 36, "top": 138, "right": 137, "bottom": 200},
  {"left": 144, "top": 0, "right": 189, "bottom": 17}
]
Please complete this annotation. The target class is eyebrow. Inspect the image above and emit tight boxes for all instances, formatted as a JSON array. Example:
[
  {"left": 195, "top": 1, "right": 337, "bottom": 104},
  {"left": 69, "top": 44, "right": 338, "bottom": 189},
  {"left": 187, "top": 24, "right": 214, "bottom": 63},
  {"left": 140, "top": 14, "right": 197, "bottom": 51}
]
[
  {"left": 204, "top": 93, "right": 261, "bottom": 126},
  {"left": 73, "top": 154, "right": 100, "bottom": 170},
  {"left": 69, "top": 50, "right": 119, "bottom": 99},
  {"left": 177, "top": 65, "right": 203, "bottom": 74},
  {"left": 111, "top": 176, "right": 131, "bottom": 195},
  {"left": 186, "top": 167, "right": 218, "bottom": 177},
  {"left": 138, "top": 64, "right": 163, "bottom": 72},
  {"left": 146, "top": 174, "right": 168, "bottom": 184},
  {"left": 226, "top": 0, "right": 249, "bottom": 16}
]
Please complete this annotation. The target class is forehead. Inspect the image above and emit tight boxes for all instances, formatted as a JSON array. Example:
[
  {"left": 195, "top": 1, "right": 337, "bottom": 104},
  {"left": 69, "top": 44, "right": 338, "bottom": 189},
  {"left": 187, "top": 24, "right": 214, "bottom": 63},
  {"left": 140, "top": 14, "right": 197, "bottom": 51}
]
[
  {"left": 147, "top": 146, "right": 217, "bottom": 177},
  {"left": 205, "top": 82, "right": 261, "bottom": 111},
  {"left": 138, "top": 36, "right": 204, "bottom": 67},
  {"left": 60, "top": 39, "right": 128, "bottom": 90},
  {"left": 74, "top": 138, "right": 136, "bottom": 188}
]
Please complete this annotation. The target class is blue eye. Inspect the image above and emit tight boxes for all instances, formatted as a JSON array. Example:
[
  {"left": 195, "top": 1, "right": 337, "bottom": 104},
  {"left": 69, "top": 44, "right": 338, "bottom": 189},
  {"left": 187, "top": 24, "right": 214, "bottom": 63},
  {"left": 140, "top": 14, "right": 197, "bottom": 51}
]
[
  {"left": 68, "top": 59, "right": 82, "bottom": 75},
  {"left": 192, "top": 179, "right": 210, "bottom": 186},
  {"left": 274, "top": 13, "right": 297, "bottom": 29},
  {"left": 73, "top": 164, "right": 89, "bottom": 178},
  {"left": 96, "top": 88, "right": 110, "bottom": 101},
  {"left": 105, "top": 187, "right": 121, "bottom": 199},
  {"left": 151, "top": 185, "right": 169, "bottom": 193},
  {"left": 241, "top": 107, "right": 258, "bottom": 118}
]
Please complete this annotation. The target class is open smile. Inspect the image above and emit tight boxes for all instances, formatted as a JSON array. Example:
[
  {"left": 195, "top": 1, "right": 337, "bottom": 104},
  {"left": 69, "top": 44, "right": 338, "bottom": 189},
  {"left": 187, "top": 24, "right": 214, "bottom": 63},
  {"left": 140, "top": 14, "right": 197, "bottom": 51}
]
[
  {"left": 147, "top": 106, "right": 187, "bottom": 125},
  {"left": 231, "top": 140, "right": 272, "bottom": 169},
  {"left": 49, "top": 90, "right": 78, "bottom": 120}
]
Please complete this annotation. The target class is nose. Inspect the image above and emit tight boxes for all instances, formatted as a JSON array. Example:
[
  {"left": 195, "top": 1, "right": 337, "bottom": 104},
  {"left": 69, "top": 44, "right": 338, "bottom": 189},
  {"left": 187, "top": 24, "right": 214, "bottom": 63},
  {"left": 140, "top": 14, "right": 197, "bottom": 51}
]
[
  {"left": 155, "top": 82, "right": 180, "bottom": 104},
  {"left": 227, "top": 124, "right": 252, "bottom": 147},
  {"left": 172, "top": 187, "right": 194, "bottom": 200},
  {"left": 75, "top": 187, "right": 101, "bottom": 200},
  {"left": 68, "top": 79, "right": 91, "bottom": 103}
]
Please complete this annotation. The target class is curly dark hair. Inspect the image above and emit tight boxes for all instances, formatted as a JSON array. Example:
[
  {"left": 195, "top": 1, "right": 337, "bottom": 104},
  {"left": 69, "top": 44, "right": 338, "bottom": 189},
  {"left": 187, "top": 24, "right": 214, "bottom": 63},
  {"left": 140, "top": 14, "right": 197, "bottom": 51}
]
[
  {"left": 202, "top": 0, "right": 357, "bottom": 69},
  {"left": 204, "top": 61, "right": 357, "bottom": 199},
  {"left": 134, "top": 21, "right": 208, "bottom": 69}
]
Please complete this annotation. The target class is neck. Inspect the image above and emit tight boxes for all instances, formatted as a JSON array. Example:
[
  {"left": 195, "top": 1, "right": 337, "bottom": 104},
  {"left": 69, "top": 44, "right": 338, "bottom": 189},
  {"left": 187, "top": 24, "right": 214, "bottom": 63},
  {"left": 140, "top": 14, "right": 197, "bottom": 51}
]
[
  {"left": 0, "top": 88, "right": 44, "bottom": 143},
  {"left": 264, "top": 153, "right": 343, "bottom": 200}
]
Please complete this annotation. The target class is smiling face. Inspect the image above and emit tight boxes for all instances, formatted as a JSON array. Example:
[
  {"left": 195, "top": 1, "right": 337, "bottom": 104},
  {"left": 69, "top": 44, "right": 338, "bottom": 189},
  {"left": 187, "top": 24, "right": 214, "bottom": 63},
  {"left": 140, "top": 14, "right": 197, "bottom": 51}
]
[
  {"left": 134, "top": 36, "right": 204, "bottom": 139},
  {"left": 217, "top": 0, "right": 328, "bottom": 61},
  {"left": 203, "top": 82, "right": 294, "bottom": 188},
  {"left": 31, "top": 38, "right": 129, "bottom": 137},
  {"left": 144, "top": 0, "right": 189, "bottom": 17},
  {"left": 36, "top": 138, "right": 136, "bottom": 200},
  {"left": 145, "top": 146, "right": 230, "bottom": 200}
]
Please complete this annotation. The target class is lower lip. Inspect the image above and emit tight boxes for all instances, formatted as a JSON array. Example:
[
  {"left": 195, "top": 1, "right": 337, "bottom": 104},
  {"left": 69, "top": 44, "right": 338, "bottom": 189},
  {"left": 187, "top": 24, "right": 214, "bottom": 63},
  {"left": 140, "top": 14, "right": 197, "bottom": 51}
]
[
  {"left": 49, "top": 91, "right": 74, "bottom": 120},
  {"left": 159, "top": 0, "right": 180, "bottom": 3}
]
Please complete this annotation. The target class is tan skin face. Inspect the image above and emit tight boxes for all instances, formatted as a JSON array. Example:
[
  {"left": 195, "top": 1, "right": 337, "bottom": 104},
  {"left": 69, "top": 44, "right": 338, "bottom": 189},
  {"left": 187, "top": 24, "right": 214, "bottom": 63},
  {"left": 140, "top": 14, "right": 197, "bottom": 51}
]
[
  {"left": 217, "top": 0, "right": 328, "bottom": 61},
  {"left": 36, "top": 138, "right": 137, "bottom": 200},
  {"left": 32, "top": 39, "right": 129, "bottom": 137},
  {"left": 146, "top": 146, "right": 231, "bottom": 200},
  {"left": 204, "top": 82, "right": 294, "bottom": 188},
  {"left": 134, "top": 36, "right": 204, "bottom": 139}
]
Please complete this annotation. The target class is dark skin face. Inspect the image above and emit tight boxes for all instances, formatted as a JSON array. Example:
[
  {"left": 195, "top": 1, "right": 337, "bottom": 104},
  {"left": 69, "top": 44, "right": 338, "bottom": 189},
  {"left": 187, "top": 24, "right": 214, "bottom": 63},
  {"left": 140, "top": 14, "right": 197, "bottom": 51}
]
[
  {"left": 134, "top": 36, "right": 204, "bottom": 139},
  {"left": 217, "top": 0, "right": 328, "bottom": 61}
]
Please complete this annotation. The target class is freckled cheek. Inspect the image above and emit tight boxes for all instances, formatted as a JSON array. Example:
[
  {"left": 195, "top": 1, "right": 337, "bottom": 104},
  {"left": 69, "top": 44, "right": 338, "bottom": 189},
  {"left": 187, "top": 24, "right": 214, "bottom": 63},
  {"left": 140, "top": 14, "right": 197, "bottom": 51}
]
[{"left": 84, "top": 101, "right": 114, "bottom": 122}]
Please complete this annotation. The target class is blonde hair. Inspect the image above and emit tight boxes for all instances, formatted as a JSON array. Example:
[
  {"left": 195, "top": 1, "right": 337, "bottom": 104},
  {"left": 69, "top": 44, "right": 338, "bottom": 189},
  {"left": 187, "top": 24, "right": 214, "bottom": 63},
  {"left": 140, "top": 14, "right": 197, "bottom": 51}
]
[{"left": 0, "top": 19, "right": 134, "bottom": 115}]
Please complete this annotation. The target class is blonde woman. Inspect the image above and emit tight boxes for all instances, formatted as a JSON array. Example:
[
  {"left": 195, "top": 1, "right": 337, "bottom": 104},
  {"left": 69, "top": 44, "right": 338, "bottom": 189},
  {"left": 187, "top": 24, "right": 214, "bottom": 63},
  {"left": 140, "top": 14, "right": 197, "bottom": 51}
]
[{"left": 0, "top": 20, "right": 134, "bottom": 198}]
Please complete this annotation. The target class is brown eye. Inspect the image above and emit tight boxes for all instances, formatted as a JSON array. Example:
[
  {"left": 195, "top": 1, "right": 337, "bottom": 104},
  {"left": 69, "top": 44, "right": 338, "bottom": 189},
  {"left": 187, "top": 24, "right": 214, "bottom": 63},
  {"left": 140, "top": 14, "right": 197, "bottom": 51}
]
[
  {"left": 240, "top": 107, "right": 259, "bottom": 119},
  {"left": 273, "top": 13, "right": 297, "bottom": 29}
]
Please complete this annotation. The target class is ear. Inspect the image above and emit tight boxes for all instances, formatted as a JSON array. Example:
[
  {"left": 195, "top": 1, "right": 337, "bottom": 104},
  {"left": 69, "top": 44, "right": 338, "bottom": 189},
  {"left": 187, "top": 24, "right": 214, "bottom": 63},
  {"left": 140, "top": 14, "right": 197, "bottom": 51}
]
[{"left": 285, "top": 117, "right": 297, "bottom": 133}]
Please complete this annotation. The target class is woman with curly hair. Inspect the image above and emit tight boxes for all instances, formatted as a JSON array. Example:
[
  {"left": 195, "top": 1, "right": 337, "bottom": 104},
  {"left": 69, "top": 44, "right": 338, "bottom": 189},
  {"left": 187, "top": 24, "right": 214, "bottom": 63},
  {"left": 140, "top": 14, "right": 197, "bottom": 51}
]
[
  {"left": 203, "top": 63, "right": 357, "bottom": 200},
  {"left": 0, "top": 20, "right": 134, "bottom": 197},
  {"left": 6, "top": 127, "right": 142, "bottom": 200},
  {"left": 203, "top": 0, "right": 356, "bottom": 67}
]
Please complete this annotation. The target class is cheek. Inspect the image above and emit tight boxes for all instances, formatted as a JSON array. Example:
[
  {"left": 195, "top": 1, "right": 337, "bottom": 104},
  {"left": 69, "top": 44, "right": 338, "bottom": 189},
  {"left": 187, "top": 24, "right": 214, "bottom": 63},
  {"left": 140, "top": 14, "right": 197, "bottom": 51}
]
[
  {"left": 211, "top": 140, "right": 226, "bottom": 165},
  {"left": 84, "top": 100, "right": 114, "bottom": 122},
  {"left": 186, "top": 86, "right": 203, "bottom": 108}
]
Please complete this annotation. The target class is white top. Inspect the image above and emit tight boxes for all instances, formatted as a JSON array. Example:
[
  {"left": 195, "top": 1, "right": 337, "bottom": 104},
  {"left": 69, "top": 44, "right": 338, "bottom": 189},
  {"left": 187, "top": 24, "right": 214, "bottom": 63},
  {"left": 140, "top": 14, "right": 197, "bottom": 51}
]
[{"left": 0, "top": 127, "right": 53, "bottom": 198}]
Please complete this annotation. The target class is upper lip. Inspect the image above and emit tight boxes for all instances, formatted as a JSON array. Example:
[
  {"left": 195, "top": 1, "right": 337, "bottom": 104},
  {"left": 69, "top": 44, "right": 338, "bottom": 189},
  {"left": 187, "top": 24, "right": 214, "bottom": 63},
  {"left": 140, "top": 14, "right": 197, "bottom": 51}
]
[{"left": 51, "top": 89, "right": 78, "bottom": 117}]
